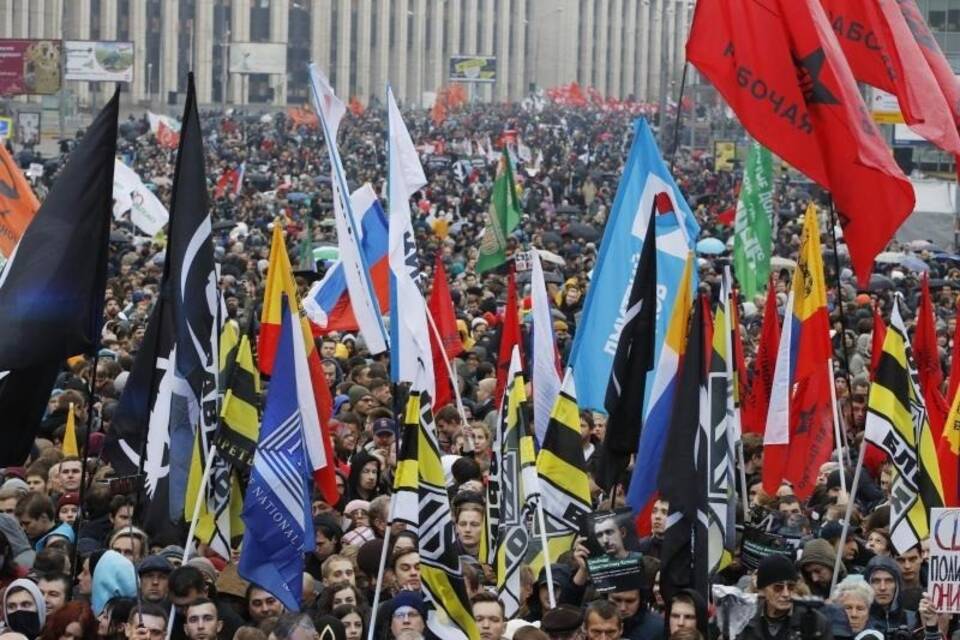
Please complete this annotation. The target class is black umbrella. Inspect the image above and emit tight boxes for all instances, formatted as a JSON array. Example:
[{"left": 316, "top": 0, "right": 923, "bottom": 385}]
[
  {"left": 868, "top": 274, "right": 894, "bottom": 291},
  {"left": 212, "top": 220, "right": 237, "bottom": 232},
  {"left": 565, "top": 222, "right": 599, "bottom": 241},
  {"left": 555, "top": 204, "right": 582, "bottom": 215},
  {"left": 541, "top": 231, "right": 563, "bottom": 245}
]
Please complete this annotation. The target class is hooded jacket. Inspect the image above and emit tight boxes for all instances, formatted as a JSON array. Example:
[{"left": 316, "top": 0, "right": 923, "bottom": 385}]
[
  {"left": 862, "top": 555, "right": 917, "bottom": 635},
  {"left": 0, "top": 514, "right": 34, "bottom": 570},
  {"left": 91, "top": 550, "right": 137, "bottom": 616},
  {"left": 798, "top": 538, "right": 847, "bottom": 597},
  {"left": 663, "top": 588, "right": 709, "bottom": 640},
  {"left": 2, "top": 577, "right": 47, "bottom": 628},
  {"left": 34, "top": 522, "right": 76, "bottom": 552},
  {"left": 346, "top": 450, "right": 382, "bottom": 501}
]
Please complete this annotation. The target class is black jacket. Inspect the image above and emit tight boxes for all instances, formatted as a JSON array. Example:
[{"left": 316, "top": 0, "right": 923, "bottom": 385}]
[{"left": 737, "top": 603, "right": 834, "bottom": 640}]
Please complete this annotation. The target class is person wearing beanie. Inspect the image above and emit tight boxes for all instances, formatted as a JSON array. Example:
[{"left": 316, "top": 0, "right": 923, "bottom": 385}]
[
  {"left": 797, "top": 538, "right": 846, "bottom": 599},
  {"left": 384, "top": 590, "right": 426, "bottom": 639},
  {"left": 740, "top": 554, "right": 832, "bottom": 640}
]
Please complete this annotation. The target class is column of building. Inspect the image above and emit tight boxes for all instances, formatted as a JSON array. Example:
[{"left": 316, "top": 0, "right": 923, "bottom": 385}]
[
  {"left": 579, "top": 0, "right": 593, "bottom": 88},
  {"left": 66, "top": 0, "right": 91, "bottom": 105},
  {"left": 96, "top": 0, "right": 117, "bottom": 104},
  {"left": 356, "top": 0, "right": 372, "bottom": 104},
  {"left": 129, "top": 0, "right": 147, "bottom": 102},
  {"left": 637, "top": 0, "right": 650, "bottom": 101},
  {"left": 595, "top": 0, "right": 609, "bottom": 95},
  {"left": 334, "top": 0, "right": 351, "bottom": 99},
  {"left": 480, "top": 0, "right": 494, "bottom": 101},
  {"left": 428, "top": 0, "right": 443, "bottom": 99},
  {"left": 231, "top": 0, "right": 250, "bottom": 104},
  {"left": 609, "top": 0, "right": 622, "bottom": 98},
  {"left": 371, "top": 0, "right": 390, "bottom": 101},
  {"left": 510, "top": 0, "right": 525, "bottom": 100},
  {"left": 676, "top": 0, "right": 689, "bottom": 81},
  {"left": 495, "top": 0, "right": 509, "bottom": 102},
  {"left": 269, "top": 0, "right": 288, "bottom": 104},
  {"left": 649, "top": 0, "right": 663, "bottom": 100},
  {"left": 665, "top": 0, "right": 676, "bottom": 100},
  {"left": 159, "top": 0, "right": 178, "bottom": 104},
  {"left": 410, "top": 0, "right": 426, "bottom": 105},
  {"left": 392, "top": 0, "right": 409, "bottom": 102},
  {"left": 623, "top": 0, "right": 637, "bottom": 99}
]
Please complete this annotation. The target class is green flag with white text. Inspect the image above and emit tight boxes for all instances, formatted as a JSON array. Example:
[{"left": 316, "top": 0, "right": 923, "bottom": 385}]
[
  {"left": 477, "top": 149, "right": 521, "bottom": 273},
  {"left": 733, "top": 144, "right": 773, "bottom": 300}
]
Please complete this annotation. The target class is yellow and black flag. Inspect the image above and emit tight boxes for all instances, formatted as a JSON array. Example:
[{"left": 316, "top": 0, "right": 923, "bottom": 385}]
[
  {"left": 864, "top": 295, "right": 944, "bottom": 554},
  {"left": 531, "top": 369, "right": 591, "bottom": 577},
  {"left": 392, "top": 374, "right": 479, "bottom": 640}
]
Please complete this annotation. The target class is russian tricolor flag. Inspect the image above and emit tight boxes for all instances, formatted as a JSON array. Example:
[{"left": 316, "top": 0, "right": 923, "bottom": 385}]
[{"left": 304, "top": 184, "right": 390, "bottom": 333}]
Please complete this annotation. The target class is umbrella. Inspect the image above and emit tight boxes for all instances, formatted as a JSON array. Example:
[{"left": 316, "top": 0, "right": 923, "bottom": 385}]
[
  {"left": 110, "top": 230, "right": 132, "bottom": 244},
  {"left": 313, "top": 245, "right": 339, "bottom": 261},
  {"left": 874, "top": 251, "right": 906, "bottom": 264},
  {"left": 541, "top": 230, "right": 563, "bottom": 246},
  {"left": 770, "top": 256, "right": 797, "bottom": 269},
  {"left": 287, "top": 192, "right": 310, "bottom": 203},
  {"left": 697, "top": 237, "right": 726, "bottom": 255},
  {"left": 555, "top": 204, "right": 582, "bottom": 215},
  {"left": 212, "top": 220, "right": 237, "bottom": 232},
  {"left": 517, "top": 269, "right": 563, "bottom": 285},
  {"left": 869, "top": 273, "right": 895, "bottom": 291},
  {"left": 907, "top": 239, "right": 939, "bottom": 251},
  {"left": 536, "top": 248, "right": 566, "bottom": 266},
  {"left": 900, "top": 255, "right": 930, "bottom": 273},
  {"left": 565, "top": 222, "right": 599, "bottom": 241}
]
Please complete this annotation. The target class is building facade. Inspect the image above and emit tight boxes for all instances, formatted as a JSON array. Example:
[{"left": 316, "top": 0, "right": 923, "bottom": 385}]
[{"left": 0, "top": 0, "right": 692, "bottom": 108}]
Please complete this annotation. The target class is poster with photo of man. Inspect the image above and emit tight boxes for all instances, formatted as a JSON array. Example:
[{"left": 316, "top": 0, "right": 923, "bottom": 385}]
[
  {"left": 16, "top": 111, "right": 39, "bottom": 146},
  {"left": 584, "top": 509, "right": 645, "bottom": 594}
]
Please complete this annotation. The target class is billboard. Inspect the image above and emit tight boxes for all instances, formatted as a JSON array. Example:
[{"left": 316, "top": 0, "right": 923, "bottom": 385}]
[
  {"left": 449, "top": 55, "right": 497, "bottom": 83},
  {"left": 229, "top": 43, "right": 287, "bottom": 74},
  {"left": 64, "top": 41, "right": 134, "bottom": 82},
  {"left": 16, "top": 112, "right": 39, "bottom": 145},
  {"left": 871, "top": 88, "right": 904, "bottom": 125},
  {"left": 0, "top": 40, "right": 61, "bottom": 95}
]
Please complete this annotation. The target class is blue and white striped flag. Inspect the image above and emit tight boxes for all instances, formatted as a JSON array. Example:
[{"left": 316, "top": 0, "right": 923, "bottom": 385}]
[{"left": 239, "top": 296, "right": 314, "bottom": 612}]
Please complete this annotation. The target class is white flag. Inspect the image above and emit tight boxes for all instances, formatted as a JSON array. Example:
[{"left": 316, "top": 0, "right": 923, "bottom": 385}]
[
  {"left": 112, "top": 159, "right": 169, "bottom": 236},
  {"left": 387, "top": 86, "right": 434, "bottom": 390},
  {"left": 309, "top": 64, "right": 388, "bottom": 354},
  {"left": 530, "top": 251, "right": 562, "bottom": 444}
]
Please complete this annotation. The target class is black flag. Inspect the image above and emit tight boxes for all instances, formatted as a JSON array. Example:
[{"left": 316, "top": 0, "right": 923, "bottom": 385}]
[
  {"left": 599, "top": 198, "right": 658, "bottom": 490},
  {"left": 161, "top": 73, "right": 218, "bottom": 524},
  {"left": 0, "top": 364, "right": 61, "bottom": 464},
  {"left": 658, "top": 294, "right": 710, "bottom": 604},
  {"left": 0, "top": 88, "right": 118, "bottom": 369}
]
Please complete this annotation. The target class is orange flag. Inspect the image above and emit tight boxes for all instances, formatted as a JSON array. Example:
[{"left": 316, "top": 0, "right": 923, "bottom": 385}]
[{"left": 0, "top": 144, "right": 40, "bottom": 257}]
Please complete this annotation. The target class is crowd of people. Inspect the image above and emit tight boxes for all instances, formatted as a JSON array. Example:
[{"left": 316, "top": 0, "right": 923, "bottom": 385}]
[{"left": 5, "top": 89, "right": 960, "bottom": 640}]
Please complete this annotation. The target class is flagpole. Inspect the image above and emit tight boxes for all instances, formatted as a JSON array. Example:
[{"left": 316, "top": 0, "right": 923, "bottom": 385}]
[
  {"left": 828, "top": 359, "right": 853, "bottom": 479},
  {"left": 425, "top": 306, "right": 469, "bottom": 427},
  {"left": 70, "top": 350, "right": 101, "bottom": 591},
  {"left": 533, "top": 498, "right": 557, "bottom": 608},
  {"left": 826, "top": 198, "right": 857, "bottom": 469},
  {"left": 668, "top": 63, "right": 689, "bottom": 173},
  {"left": 829, "top": 437, "right": 866, "bottom": 596},
  {"left": 367, "top": 498, "right": 395, "bottom": 640},
  {"left": 165, "top": 442, "right": 218, "bottom": 640}
]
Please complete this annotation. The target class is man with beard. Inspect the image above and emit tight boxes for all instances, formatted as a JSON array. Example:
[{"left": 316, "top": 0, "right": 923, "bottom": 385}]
[{"left": 797, "top": 538, "right": 846, "bottom": 599}]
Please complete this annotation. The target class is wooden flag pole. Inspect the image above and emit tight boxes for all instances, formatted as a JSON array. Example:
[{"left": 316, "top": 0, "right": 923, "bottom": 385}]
[
  {"left": 830, "top": 438, "right": 866, "bottom": 596},
  {"left": 367, "top": 498, "right": 395, "bottom": 640}
]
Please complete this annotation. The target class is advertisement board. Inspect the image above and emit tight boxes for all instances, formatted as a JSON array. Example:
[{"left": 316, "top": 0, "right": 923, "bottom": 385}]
[
  {"left": 16, "top": 112, "right": 39, "bottom": 145},
  {"left": 448, "top": 55, "right": 497, "bottom": 83},
  {"left": 871, "top": 88, "right": 904, "bottom": 125},
  {"left": 64, "top": 41, "right": 134, "bottom": 82},
  {"left": 0, "top": 40, "right": 61, "bottom": 95},
  {"left": 229, "top": 43, "right": 287, "bottom": 75},
  {"left": 714, "top": 141, "right": 737, "bottom": 172}
]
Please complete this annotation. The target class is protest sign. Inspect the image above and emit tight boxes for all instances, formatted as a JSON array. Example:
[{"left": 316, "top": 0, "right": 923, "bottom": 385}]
[{"left": 930, "top": 508, "right": 960, "bottom": 613}]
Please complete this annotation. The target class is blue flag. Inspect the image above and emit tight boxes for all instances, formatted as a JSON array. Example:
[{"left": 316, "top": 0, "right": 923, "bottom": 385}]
[
  {"left": 569, "top": 119, "right": 699, "bottom": 412},
  {"left": 239, "top": 298, "right": 314, "bottom": 612}
]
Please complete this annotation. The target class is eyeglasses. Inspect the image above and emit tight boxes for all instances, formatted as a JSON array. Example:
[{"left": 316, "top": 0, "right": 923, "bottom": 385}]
[{"left": 769, "top": 582, "right": 797, "bottom": 593}]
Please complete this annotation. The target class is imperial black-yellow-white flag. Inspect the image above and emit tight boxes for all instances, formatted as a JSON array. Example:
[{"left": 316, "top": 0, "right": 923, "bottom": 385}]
[
  {"left": 391, "top": 372, "right": 479, "bottom": 640},
  {"left": 530, "top": 369, "right": 591, "bottom": 578},
  {"left": 496, "top": 347, "right": 541, "bottom": 618},
  {"left": 865, "top": 295, "right": 944, "bottom": 553}
]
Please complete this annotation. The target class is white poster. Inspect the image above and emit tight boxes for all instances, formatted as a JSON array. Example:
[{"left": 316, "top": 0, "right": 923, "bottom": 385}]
[
  {"left": 228, "top": 43, "right": 287, "bottom": 74},
  {"left": 112, "top": 159, "right": 169, "bottom": 236},
  {"left": 930, "top": 508, "right": 960, "bottom": 613},
  {"left": 64, "top": 41, "right": 134, "bottom": 82}
]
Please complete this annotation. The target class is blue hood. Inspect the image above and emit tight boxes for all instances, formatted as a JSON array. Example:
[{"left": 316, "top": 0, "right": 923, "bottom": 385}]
[
  {"left": 91, "top": 550, "right": 137, "bottom": 615},
  {"left": 35, "top": 521, "right": 76, "bottom": 551}
]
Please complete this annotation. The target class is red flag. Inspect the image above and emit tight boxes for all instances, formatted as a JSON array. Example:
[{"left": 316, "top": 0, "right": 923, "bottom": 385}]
[
  {"left": 949, "top": 298, "right": 960, "bottom": 402},
  {"left": 428, "top": 254, "right": 464, "bottom": 410},
  {"left": 214, "top": 167, "right": 238, "bottom": 199},
  {"left": 495, "top": 269, "right": 522, "bottom": 406},
  {"left": 687, "top": 0, "right": 915, "bottom": 285},
  {"left": 742, "top": 278, "right": 781, "bottom": 434},
  {"left": 870, "top": 304, "right": 887, "bottom": 381},
  {"left": 897, "top": 1, "right": 960, "bottom": 128},
  {"left": 716, "top": 207, "right": 736, "bottom": 226},
  {"left": 821, "top": 0, "right": 960, "bottom": 155},
  {"left": 915, "top": 274, "right": 949, "bottom": 440}
]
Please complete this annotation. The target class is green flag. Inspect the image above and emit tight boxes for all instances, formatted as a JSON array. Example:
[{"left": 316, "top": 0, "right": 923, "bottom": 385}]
[
  {"left": 733, "top": 143, "right": 773, "bottom": 300},
  {"left": 477, "top": 149, "right": 521, "bottom": 273},
  {"left": 297, "top": 217, "right": 314, "bottom": 271}
]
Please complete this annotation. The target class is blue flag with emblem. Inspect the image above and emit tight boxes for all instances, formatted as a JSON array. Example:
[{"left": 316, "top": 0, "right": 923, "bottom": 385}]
[
  {"left": 569, "top": 118, "right": 699, "bottom": 412},
  {"left": 239, "top": 297, "right": 314, "bottom": 611}
]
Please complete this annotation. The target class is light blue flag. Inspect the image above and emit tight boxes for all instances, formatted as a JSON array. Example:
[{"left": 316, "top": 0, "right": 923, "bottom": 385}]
[
  {"left": 239, "top": 297, "right": 314, "bottom": 612},
  {"left": 569, "top": 118, "right": 699, "bottom": 412}
]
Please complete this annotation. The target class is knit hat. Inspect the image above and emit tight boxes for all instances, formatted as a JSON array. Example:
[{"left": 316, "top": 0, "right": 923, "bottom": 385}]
[
  {"left": 348, "top": 385, "right": 371, "bottom": 407},
  {"left": 798, "top": 538, "right": 838, "bottom": 573},
  {"left": 756, "top": 554, "right": 799, "bottom": 589},
  {"left": 356, "top": 539, "right": 384, "bottom": 577},
  {"left": 57, "top": 492, "right": 80, "bottom": 510},
  {"left": 343, "top": 500, "right": 370, "bottom": 516},
  {"left": 388, "top": 590, "right": 427, "bottom": 617}
]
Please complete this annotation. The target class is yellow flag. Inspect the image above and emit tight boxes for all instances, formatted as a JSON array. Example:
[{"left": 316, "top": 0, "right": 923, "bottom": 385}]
[{"left": 62, "top": 403, "right": 79, "bottom": 456}]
